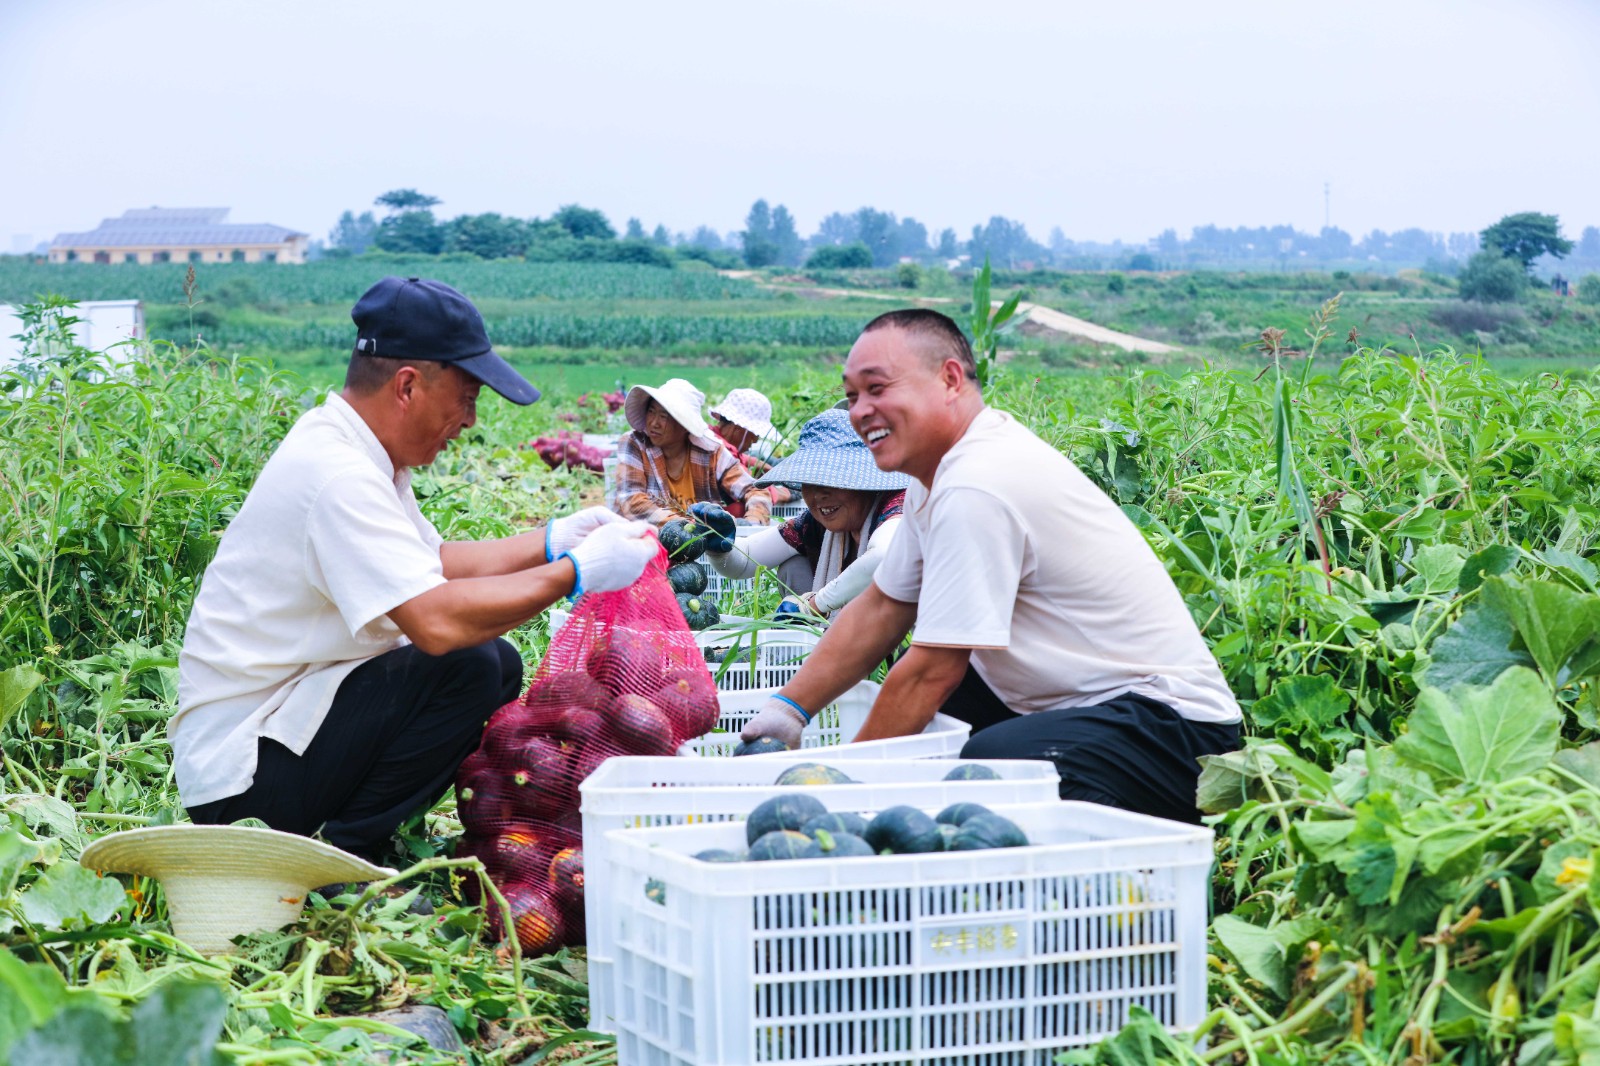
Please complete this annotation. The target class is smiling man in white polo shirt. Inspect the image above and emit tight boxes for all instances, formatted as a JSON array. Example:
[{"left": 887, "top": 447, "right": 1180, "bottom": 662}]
[
  {"left": 176, "top": 276, "right": 656, "bottom": 859},
  {"left": 741, "top": 309, "right": 1242, "bottom": 824}
]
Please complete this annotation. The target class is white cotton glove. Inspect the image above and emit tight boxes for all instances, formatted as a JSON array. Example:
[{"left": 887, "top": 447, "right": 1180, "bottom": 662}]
[
  {"left": 739, "top": 695, "right": 810, "bottom": 749},
  {"left": 545, "top": 506, "right": 627, "bottom": 561},
  {"left": 561, "top": 520, "right": 656, "bottom": 596}
]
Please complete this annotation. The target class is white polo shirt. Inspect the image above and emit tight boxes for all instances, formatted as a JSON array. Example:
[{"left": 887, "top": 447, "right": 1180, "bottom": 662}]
[
  {"left": 872, "top": 407, "right": 1240, "bottom": 724},
  {"left": 173, "top": 393, "right": 449, "bottom": 807}
]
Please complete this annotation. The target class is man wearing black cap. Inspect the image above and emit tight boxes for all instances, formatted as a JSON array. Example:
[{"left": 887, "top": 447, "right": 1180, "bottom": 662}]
[{"left": 174, "top": 277, "right": 657, "bottom": 860}]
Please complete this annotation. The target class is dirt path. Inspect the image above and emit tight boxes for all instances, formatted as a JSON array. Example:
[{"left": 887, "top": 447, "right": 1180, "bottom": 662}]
[
  {"left": 1016, "top": 302, "right": 1179, "bottom": 355},
  {"left": 798, "top": 289, "right": 1181, "bottom": 355},
  {"left": 721, "top": 272, "right": 1180, "bottom": 355}
]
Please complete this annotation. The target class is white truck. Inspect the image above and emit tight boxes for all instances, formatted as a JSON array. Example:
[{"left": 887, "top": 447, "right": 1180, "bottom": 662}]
[{"left": 0, "top": 300, "right": 146, "bottom": 369}]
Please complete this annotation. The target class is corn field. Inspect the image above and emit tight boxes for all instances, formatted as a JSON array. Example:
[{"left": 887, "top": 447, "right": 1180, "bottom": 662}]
[
  {"left": 0, "top": 258, "right": 770, "bottom": 305},
  {"left": 155, "top": 310, "right": 870, "bottom": 351}
]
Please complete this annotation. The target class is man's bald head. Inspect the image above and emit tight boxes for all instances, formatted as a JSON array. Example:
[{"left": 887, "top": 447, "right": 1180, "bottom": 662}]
[{"left": 860, "top": 309, "right": 978, "bottom": 382}]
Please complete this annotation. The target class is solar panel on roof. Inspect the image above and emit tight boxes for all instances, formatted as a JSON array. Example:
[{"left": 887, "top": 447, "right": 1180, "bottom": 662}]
[{"left": 50, "top": 215, "right": 306, "bottom": 248}]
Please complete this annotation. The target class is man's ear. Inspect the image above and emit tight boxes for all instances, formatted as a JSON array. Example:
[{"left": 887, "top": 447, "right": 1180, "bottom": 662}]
[
  {"left": 391, "top": 365, "right": 423, "bottom": 409},
  {"left": 941, "top": 357, "right": 966, "bottom": 397}
]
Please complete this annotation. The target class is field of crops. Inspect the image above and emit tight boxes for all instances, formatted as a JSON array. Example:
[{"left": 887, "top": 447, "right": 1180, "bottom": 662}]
[
  {"left": 0, "top": 258, "right": 772, "bottom": 305},
  {"left": 148, "top": 309, "right": 872, "bottom": 353},
  {"left": 11, "top": 256, "right": 1596, "bottom": 382},
  {"left": 4, "top": 295, "right": 1600, "bottom": 1064},
  {"left": 1030, "top": 269, "right": 1600, "bottom": 361}
]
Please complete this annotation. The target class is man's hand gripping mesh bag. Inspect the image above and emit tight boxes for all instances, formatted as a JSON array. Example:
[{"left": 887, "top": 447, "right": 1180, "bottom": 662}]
[{"left": 454, "top": 544, "right": 718, "bottom": 955}]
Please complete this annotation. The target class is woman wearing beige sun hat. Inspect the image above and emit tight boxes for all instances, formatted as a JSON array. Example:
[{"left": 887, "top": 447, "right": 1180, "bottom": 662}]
[{"left": 611, "top": 378, "right": 773, "bottom": 526}]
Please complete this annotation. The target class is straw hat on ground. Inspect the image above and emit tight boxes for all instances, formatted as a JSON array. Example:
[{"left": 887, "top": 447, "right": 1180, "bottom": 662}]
[
  {"left": 624, "top": 378, "right": 720, "bottom": 451},
  {"left": 709, "top": 388, "right": 776, "bottom": 441},
  {"left": 80, "top": 825, "right": 395, "bottom": 956},
  {"left": 755, "top": 408, "right": 912, "bottom": 492}
]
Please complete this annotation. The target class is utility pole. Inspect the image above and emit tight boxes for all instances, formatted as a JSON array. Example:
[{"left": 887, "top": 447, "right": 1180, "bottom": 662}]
[{"left": 1324, "top": 182, "right": 1331, "bottom": 230}]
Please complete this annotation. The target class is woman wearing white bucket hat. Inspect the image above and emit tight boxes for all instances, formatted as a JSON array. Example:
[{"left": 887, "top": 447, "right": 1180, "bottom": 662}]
[
  {"left": 708, "top": 388, "right": 792, "bottom": 505},
  {"left": 612, "top": 378, "right": 773, "bottom": 525},
  {"left": 704, "top": 408, "right": 909, "bottom": 617}
]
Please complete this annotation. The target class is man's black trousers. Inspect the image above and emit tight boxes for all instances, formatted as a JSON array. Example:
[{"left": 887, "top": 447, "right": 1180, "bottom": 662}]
[
  {"left": 188, "top": 639, "right": 522, "bottom": 860},
  {"left": 941, "top": 667, "right": 1239, "bottom": 824}
]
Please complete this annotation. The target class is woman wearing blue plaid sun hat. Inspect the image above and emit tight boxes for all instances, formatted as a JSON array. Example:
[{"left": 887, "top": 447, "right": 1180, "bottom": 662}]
[{"left": 704, "top": 407, "right": 910, "bottom": 617}]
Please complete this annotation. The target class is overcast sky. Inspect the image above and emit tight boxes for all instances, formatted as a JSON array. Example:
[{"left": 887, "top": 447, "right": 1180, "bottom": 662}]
[{"left": 2, "top": 0, "right": 1597, "bottom": 253}]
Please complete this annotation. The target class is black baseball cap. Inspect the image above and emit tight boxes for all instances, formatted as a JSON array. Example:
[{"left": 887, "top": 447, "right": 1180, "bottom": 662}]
[{"left": 350, "top": 276, "right": 540, "bottom": 405}]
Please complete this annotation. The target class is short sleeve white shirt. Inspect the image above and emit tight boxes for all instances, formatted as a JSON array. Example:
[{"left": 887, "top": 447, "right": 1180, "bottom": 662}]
[
  {"left": 873, "top": 408, "right": 1240, "bottom": 723},
  {"left": 173, "top": 393, "right": 448, "bottom": 807}
]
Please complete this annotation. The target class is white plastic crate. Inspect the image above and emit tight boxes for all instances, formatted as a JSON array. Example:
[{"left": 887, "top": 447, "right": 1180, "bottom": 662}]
[
  {"left": 679, "top": 684, "right": 970, "bottom": 759},
  {"left": 606, "top": 801, "right": 1212, "bottom": 1065},
  {"left": 694, "top": 520, "right": 793, "bottom": 601},
  {"left": 543, "top": 616, "right": 821, "bottom": 709},
  {"left": 585, "top": 688, "right": 971, "bottom": 1037},
  {"left": 696, "top": 626, "right": 822, "bottom": 692},
  {"left": 698, "top": 561, "right": 753, "bottom": 601},
  {"left": 770, "top": 501, "right": 807, "bottom": 522},
  {"left": 582, "top": 758, "right": 1061, "bottom": 1036},
  {"left": 546, "top": 614, "right": 822, "bottom": 695}
]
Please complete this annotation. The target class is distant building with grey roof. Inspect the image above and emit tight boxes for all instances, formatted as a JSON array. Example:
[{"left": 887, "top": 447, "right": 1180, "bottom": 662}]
[{"left": 49, "top": 208, "right": 309, "bottom": 265}]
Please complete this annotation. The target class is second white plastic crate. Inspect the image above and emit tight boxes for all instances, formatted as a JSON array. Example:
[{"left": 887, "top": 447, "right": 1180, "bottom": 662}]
[
  {"left": 770, "top": 500, "right": 807, "bottom": 521},
  {"left": 698, "top": 563, "right": 753, "bottom": 601},
  {"left": 695, "top": 521, "right": 787, "bottom": 601},
  {"left": 550, "top": 614, "right": 824, "bottom": 696},
  {"left": 606, "top": 802, "right": 1212, "bottom": 1065},
  {"left": 581, "top": 757, "right": 1061, "bottom": 1035},
  {"left": 679, "top": 683, "right": 970, "bottom": 759},
  {"left": 695, "top": 625, "right": 822, "bottom": 692}
]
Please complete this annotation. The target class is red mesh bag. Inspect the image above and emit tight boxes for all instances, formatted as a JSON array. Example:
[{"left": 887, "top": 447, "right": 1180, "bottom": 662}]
[{"left": 455, "top": 543, "right": 719, "bottom": 954}]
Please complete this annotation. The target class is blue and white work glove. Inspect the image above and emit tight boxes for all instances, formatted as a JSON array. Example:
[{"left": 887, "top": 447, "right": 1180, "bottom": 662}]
[
  {"left": 560, "top": 520, "right": 656, "bottom": 596},
  {"left": 545, "top": 506, "right": 628, "bottom": 562},
  {"left": 740, "top": 694, "right": 810, "bottom": 750},
  {"left": 687, "top": 502, "right": 737, "bottom": 555},
  {"left": 773, "top": 593, "right": 821, "bottom": 620}
]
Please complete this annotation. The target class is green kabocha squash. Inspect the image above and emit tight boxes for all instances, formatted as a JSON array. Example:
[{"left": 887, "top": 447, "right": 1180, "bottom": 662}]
[
  {"left": 935, "top": 801, "right": 995, "bottom": 827},
  {"left": 943, "top": 764, "right": 1002, "bottom": 781},
  {"left": 863, "top": 805, "right": 944, "bottom": 855},
  {"left": 801, "top": 811, "right": 869, "bottom": 839},
  {"left": 705, "top": 642, "right": 759, "bottom": 667},
  {"left": 947, "top": 813, "right": 1029, "bottom": 851},
  {"left": 734, "top": 736, "right": 789, "bottom": 756},
  {"left": 746, "top": 794, "right": 827, "bottom": 844},
  {"left": 749, "top": 830, "right": 814, "bottom": 861},
  {"left": 677, "top": 593, "right": 719, "bottom": 631},
  {"left": 666, "top": 562, "right": 708, "bottom": 596},
  {"left": 773, "top": 763, "right": 856, "bottom": 787},
  {"left": 799, "top": 828, "right": 874, "bottom": 858},
  {"left": 693, "top": 847, "right": 745, "bottom": 863},
  {"left": 659, "top": 519, "right": 705, "bottom": 562}
]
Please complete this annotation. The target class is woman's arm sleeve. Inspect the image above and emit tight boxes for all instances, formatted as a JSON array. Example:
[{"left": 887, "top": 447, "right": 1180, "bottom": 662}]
[
  {"left": 811, "top": 516, "right": 902, "bottom": 614},
  {"left": 705, "top": 525, "right": 798, "bottom": 579}
]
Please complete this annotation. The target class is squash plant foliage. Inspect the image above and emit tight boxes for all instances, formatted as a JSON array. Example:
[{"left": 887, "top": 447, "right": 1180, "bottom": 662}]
[{"left": 3, "top": 292, "right": 1600, "bottom": 1063}]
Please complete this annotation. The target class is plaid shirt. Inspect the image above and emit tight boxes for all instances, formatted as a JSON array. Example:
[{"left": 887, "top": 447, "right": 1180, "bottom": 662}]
[{"left": 612, "top": 431, "right": 772, "bottom": 525}]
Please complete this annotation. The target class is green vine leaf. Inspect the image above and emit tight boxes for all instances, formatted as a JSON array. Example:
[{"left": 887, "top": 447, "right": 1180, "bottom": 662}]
[{"left": 1395, "top": 666, "right": 1559, "bottom": 787}]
